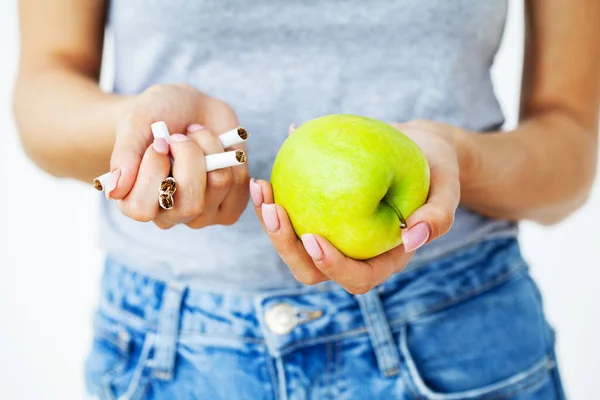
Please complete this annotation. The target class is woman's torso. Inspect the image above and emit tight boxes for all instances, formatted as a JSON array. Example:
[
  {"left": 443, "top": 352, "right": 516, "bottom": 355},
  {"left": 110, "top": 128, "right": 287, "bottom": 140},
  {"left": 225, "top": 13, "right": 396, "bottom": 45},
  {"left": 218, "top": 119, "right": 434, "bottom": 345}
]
[{"left": 100, "top": 0, "right": 516, "bottom": 290}]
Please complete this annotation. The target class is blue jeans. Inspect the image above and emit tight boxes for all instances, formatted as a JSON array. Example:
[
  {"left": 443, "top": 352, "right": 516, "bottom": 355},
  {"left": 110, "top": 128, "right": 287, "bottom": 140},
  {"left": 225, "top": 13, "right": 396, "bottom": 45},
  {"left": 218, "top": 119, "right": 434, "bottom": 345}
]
[{"left": 85, "top": 238, "right": 566, "bottom": 399}]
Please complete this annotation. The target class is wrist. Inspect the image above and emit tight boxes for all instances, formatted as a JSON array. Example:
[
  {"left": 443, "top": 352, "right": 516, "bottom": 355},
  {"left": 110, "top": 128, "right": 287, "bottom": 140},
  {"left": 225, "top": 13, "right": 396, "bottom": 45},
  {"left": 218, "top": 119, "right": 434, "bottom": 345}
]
[{"left": 451, "top": 126, "right": 480, "bottom": 193}]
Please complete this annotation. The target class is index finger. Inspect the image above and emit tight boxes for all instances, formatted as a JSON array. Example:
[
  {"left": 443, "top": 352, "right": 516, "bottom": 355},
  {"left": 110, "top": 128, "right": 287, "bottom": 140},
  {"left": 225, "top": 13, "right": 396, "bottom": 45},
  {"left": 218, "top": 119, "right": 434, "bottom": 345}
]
[
  {"left": 402, "top": 161, "right": 460, "bottom": 248},
  {"left": 108, "top": 112, "right": 155, "bottom": 199},
  {"left": 252, "top": 179, "right": 328, "bottom": 285}
]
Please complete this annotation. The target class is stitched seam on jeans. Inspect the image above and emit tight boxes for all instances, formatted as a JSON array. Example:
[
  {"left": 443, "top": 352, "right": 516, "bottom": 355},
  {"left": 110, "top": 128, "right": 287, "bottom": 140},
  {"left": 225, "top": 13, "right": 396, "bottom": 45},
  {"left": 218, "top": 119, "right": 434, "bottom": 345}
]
[
  {"left": 525, "top": 274, "right": 555, "bottom": 359},
  {"left": 94, "top": 330, "right": 130, "bottom": 356},
  {"left": 265, "top": 355, "right": 279, "bottom": 400},
  {"left": 131, "top": 377, "right": 150, "bottom": 400},
  {"left": 99, "top": 302, "right": 155, "bottom": 332},
  {"left": 403, "top": 374, "right": 427, "bottom": 400},
  {"left": 360, "top": 295, "right": 400, "bottom": 376},
  {"left": 335, "top": 340, "right": 342, "bottom": 400},
  {"left": 276, "top": 356, "right": 288, "bottom": 400},
  {"left": 99, "top": 305, "right": 264, "bottom": 344},
  {"left": 387, "top": 261, "right": 525, "bottom": 328},
  {"left": 475, "top": 361, "right": 552, "bottom": 400},
  {"left": 361, "top": 298, "right": 383, "bottom": 372},
  {"left": 326, "top": 341, "right": 333, "bottom": 400},
  {"left": 400, "top": 322, "right": 554, "bottom": 400},
  {"left": 177, "top": 333, "right": 265, "bottom": 345},
  {"left": 98, "top": 350, "right": 128, "bottom": 396},
  {"left": 278, "top": 327, "right": 369, "bottom": 355},
  {"left": 121, "top": 333, "right": 154, "bottom": 400}
]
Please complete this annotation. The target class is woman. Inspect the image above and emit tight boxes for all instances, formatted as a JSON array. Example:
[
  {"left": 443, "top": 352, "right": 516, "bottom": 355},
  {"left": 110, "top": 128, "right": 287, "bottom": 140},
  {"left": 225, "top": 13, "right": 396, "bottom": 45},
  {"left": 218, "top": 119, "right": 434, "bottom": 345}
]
[{"left": 13, "top": 0, "right": 599, "bottom": 398}]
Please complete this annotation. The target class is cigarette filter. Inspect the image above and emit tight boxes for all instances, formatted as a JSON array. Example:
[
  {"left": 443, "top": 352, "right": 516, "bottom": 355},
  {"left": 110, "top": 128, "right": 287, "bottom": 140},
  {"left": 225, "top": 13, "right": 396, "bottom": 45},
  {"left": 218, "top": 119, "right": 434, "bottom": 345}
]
[{"left": 151, "top": 121, "right": 170, "bottom": 140}]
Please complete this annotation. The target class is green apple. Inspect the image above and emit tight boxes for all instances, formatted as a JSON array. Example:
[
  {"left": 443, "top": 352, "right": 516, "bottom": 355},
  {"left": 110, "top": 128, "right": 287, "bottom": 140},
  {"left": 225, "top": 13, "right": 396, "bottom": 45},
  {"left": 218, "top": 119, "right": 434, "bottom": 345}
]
[{"left": 271, "top": 114, "right": 430, "bottom": 260}]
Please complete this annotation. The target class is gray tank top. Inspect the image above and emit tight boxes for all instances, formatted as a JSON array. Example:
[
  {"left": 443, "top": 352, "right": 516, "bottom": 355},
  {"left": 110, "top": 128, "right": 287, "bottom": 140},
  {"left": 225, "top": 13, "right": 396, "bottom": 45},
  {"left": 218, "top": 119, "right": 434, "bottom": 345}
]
[{"left": 100, "top": 0, "right": 516, "bottom": 290}]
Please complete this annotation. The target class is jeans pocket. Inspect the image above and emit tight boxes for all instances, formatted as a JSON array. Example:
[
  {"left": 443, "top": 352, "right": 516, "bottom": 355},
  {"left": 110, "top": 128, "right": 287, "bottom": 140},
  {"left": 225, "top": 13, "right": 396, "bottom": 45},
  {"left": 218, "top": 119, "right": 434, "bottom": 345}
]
[
  {"left": 85, "top": 311, "right": 152, "bottom": 400},
  {"left": 397, "top": 270, "right": 560, "bottom": 400}
]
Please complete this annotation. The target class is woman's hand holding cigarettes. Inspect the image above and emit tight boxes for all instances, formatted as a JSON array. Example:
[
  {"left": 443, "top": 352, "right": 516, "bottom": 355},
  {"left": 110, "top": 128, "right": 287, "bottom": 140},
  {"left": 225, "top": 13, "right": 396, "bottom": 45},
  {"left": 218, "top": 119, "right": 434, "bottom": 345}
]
[{"left": 99, "top": 83, "right": 250, "bottom": 229}]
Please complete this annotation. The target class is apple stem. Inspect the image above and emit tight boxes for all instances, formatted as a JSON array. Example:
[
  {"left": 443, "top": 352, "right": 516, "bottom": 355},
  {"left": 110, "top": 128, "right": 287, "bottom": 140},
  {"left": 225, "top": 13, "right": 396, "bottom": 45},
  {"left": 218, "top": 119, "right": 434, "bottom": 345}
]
[
  {"left": 398, "top": 212, "right": 408, "bottom": 229},
  {"left": 387, "top": 202, "right": 408, "bottom": 229}
]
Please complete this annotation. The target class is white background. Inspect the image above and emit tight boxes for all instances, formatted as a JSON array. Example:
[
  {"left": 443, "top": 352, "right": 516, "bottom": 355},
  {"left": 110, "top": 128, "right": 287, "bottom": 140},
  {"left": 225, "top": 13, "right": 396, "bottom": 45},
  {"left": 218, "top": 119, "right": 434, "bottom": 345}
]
[{"left": 0, "top": 1, "right": 598, "bottom": 399}]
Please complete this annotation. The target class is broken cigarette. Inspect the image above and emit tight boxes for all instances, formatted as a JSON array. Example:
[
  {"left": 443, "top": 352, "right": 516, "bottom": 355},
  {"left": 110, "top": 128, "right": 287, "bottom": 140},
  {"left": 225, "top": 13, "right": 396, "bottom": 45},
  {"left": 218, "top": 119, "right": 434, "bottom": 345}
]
[
  {"left": 159, "top": 177, "right": 177, "bottom": 195},
  {"left": 205, "top": 149, "right": 247, "bottom": 172},
  {"left": 155, "top": 121, "right": 247, "bottom": 148},
  {"left": 93, "top": 122, "right": 248, "bottom": 192},
  {"left": 158, "top": 176, "right": 177, "bottom": 210},
  {"left": 159, "top": 192, "right": 174, "bottom": 210},
  {"left": 218, "top": 127, "right": 249, "bottom": 148},
  {"left": 93, "top": 172, "right": 111, "bottom": 192}
]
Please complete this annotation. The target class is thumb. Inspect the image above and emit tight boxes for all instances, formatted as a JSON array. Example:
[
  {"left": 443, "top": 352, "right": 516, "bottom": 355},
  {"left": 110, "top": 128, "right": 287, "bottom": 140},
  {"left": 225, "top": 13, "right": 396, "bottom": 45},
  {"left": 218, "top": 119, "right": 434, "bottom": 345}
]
[
  {"left": 402, "top": 165, "right": 459, "bottom": 252},
  {"left": 107, "top": 114, "right": 155, "bottom": 200}
]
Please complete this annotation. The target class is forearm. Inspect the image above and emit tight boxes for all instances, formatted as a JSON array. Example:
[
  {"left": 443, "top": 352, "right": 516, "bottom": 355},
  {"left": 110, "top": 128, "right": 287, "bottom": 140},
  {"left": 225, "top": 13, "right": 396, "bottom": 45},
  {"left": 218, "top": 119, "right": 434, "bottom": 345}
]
[
  {"left": 459, "top": 111, "right": 598, "bottom": 225},
  {"left": 13, "top": 65, "right": 133, "bottom": 183}
]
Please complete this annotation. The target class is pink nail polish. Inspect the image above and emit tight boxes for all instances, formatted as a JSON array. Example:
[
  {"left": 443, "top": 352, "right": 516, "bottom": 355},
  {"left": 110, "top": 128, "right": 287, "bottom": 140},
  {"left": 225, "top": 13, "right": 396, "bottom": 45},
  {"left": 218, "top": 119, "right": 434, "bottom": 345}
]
[
  {"left": 168, "top": 134, "right": 190, "bottom": 143},
  {"left": 402, "top": 222, "right": 431, "bottom": 253},
  {"left": 301, "top": 234, "right": 324, "bottom": 260},
  {"left": 187, "top": 124, "right": 204, "bottom": 133},
  {"left": 105, "top": 169, "right": 121, "bottom": 200},
  {"left": 261, "top": 204, "right": 280, "bottom": 232},
  {"left": 249, "top": 179, "right": 263, "bottom": 207},
  {"left": 153, "top": 138, "right": 169, "bottom": 154}
]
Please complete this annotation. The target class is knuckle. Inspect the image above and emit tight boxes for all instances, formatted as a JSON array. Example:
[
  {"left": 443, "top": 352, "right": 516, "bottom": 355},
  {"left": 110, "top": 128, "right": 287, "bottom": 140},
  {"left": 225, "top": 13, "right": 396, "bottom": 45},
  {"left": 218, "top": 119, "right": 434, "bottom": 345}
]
[
  {"left": 347, "top": 282, "right": 372, "bottom": 295},
  {"left": 296, "top": 272, "right": 324, "bottom": 286},
  {"left": 186, "top": 218, "right": 209, "bottom": 229},
  {"left": 233, "top": 168, "right": 250, "bottom": 186},
  {"left": 218, "top": 212, "right": 241, "bottom": 226},
  {"left": 211, "top": 98, "right": 235, "bottom": 115},
  {"left": 144, "top": 83, "right": 165, "bottom": 95},
  {"left": 430, "top": 207, "right": 455, "bottom": 237},
  {"left": 125, "top": 202, "right": 155, "bottom": 223},
  {"left": 188, "top": 125, "right": 212, "bottom": 137},
  {"left": 154, "top": 220, "right": 174, "bottom": 230},
  {"left": 209, "top": 172, "right": 233, "bottom": 191},
  {"left": 180, "top": 200, "right": 205, "bottom": 219},
  {"left": 174, "top": 83, "right": 194, "bottom": 92}
]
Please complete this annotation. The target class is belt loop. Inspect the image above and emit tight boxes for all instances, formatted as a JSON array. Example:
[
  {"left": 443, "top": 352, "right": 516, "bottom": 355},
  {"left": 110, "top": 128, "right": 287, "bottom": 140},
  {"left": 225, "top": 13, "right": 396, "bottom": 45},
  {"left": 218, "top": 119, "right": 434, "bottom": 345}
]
[
  {"left": 150, "top": 280, "right": 187, "bottom": 381},
  {"left": 356, "top": 290, "right": 401, "bottom": 378}
]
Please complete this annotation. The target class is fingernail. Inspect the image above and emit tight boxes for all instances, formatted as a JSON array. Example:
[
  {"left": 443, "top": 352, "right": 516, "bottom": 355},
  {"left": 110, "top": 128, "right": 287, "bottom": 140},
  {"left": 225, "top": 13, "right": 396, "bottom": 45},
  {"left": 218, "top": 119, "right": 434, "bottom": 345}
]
[
  {"left": 153, "top": 138, "right": 169, "bottom": 154},
  {"left": 249, "top": 178, "right": 263, "bottom": 207},
  {"left": 105, "top": 169, "right": 121, "bottom": 200},
  {"left": 187, "top": 124, "right": 204, "bottom": 133},
  {"left": 168, "top": 134, "right": 190, "bottom": 143},
  {"left": 261, "top": 203, "right": 280, "bottom": 232},
  {"left": 402, "top": 222, "right": 431, "bottom": 253},
  {"left": 301, "top": 234, "right": 323, "bottom": 261},
  {"left": 288, "top": 123, "right": 296, "bottom": 136}
]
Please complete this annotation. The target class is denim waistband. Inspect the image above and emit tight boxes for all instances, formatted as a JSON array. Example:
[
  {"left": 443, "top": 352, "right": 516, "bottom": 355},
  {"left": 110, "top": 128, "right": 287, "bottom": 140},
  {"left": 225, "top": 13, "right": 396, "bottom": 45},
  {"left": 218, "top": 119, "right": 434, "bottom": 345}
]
[{"left": 99, "top": 237, "right": 525, "bottom": 356}]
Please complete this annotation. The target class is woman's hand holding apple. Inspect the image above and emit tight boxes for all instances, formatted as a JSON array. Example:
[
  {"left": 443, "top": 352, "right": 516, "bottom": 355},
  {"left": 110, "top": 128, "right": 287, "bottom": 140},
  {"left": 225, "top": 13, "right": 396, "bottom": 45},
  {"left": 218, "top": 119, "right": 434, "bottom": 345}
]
[{"left": 250, "top": 119, "right": 462, "bottom": 294}]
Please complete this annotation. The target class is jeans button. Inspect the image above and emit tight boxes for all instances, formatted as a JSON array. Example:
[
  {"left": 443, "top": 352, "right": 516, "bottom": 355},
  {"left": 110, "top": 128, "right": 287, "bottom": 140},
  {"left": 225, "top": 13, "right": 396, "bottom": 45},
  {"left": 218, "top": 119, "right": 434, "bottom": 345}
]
[{"left": 265, "top": 303, "right": 298, "bottom": 335}]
